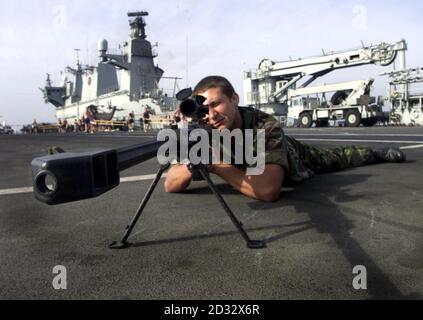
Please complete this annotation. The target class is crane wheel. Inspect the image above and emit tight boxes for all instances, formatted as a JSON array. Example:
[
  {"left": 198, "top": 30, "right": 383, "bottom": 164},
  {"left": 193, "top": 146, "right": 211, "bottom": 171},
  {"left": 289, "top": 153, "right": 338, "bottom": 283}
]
[
  {"left": 300, "top": 113, "right": 312, "bottom": 128},
  {"left": 345, "top": 110, "right": 361, "bottom": 127}
]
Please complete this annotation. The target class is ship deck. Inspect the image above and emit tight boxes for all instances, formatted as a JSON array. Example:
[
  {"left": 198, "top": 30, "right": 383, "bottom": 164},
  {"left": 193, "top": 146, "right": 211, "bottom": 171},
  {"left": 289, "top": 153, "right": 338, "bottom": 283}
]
[{"left": 0, "top": 126, "right": 422, "bottom": 299}]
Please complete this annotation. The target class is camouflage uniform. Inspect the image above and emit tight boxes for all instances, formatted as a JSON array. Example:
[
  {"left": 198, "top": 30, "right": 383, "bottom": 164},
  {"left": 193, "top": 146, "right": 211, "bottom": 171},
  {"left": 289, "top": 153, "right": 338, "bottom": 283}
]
[{"left": 238, "top": 107, "right": 377, "bottom": 183}]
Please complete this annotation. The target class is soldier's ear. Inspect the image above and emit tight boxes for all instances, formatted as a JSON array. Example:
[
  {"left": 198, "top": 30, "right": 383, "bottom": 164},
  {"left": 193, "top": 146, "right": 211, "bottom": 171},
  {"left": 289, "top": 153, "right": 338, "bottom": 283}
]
[{"left": 231, "top": 93, "right": 239, "bottom": 106}]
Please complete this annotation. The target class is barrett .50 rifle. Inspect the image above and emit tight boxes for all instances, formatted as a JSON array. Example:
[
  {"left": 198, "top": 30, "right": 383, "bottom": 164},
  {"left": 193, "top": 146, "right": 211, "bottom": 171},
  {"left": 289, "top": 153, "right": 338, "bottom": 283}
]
[{"left": 31, "top": 135, "right": 266, "bottom": 250}]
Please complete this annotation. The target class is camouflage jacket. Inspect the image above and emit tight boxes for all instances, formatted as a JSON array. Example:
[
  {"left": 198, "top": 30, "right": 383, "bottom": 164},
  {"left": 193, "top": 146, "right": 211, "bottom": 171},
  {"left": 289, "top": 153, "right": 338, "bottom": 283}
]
[{"left": 237, "top": 107, "right": 314, "bottom": 183}]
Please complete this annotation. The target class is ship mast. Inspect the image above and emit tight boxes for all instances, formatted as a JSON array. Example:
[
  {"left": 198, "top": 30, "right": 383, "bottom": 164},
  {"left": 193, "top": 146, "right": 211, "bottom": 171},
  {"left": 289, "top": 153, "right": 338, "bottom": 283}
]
[
  {"left": 127, "top": 11, "right": 149, "bottom": 39},
  {"left": 74, "top": 49, "right": 81, "bottom": 69}
]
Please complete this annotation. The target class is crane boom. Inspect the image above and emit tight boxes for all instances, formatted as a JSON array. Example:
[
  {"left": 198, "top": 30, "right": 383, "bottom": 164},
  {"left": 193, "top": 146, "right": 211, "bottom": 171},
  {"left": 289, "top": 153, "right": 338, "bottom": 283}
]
[{"left": 244, "top": 39, "right": 407, "bottom": 110}]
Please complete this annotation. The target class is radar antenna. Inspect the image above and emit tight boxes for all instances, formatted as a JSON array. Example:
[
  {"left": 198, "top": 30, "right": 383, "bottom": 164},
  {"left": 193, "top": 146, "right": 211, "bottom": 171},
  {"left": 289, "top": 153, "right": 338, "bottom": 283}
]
[{"left": 127, "top": 11, "right": 149, "bottom": 39}]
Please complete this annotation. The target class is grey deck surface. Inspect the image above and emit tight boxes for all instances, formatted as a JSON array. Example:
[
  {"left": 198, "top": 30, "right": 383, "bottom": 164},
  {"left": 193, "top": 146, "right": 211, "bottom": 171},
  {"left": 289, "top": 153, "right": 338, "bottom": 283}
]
[{"left": 0, "top": 127, "right": 422, "bottom": 299}]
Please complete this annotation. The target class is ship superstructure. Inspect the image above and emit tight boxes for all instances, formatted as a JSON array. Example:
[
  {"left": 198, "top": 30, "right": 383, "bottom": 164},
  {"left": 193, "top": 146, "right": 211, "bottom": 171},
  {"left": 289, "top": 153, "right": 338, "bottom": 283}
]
[{"left": 41, "top": 11, "right": 179, "bottom": 123}]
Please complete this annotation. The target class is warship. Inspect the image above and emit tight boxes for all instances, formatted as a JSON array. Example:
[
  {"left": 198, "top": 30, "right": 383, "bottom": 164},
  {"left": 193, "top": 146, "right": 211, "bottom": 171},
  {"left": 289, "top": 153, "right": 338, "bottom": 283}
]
[{"left": 41, "top": 11, "right": 179, "bottom": 124}]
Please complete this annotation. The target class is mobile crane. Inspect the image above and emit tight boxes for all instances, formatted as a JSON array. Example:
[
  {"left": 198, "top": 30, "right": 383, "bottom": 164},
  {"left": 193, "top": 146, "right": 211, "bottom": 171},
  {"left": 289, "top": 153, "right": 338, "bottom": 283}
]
[{"left": 244, "top": 40, "right": 407, "bottom": 127}]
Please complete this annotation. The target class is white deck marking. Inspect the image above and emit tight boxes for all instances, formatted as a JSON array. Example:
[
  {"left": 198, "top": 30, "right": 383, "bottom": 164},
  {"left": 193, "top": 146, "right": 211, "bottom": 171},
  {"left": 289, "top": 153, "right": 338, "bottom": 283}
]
[
  {"left": 399, "top": 144, "right": 423, "bottom": 150},
  {"left": 291, "top": 133, "right": 423, "bottom": 137},
  {"left": 0, "top": 187, "right": 34, "bottom": 196},
  {"left": 120, "top": 174, "right": 166, "bottom": 182},
  {"left": 0, "top": 174, "right": 167, "bottom": 196},
  {"left": 297, "top": 138, "right": 423, "bottom": 144}
]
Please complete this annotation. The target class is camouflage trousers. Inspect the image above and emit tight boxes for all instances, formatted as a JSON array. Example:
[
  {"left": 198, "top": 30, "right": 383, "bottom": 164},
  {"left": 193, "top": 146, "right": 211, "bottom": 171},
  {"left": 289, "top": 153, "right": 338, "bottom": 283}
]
[{"left": 285, "top": 136, "right": 377, "bottom": 182}]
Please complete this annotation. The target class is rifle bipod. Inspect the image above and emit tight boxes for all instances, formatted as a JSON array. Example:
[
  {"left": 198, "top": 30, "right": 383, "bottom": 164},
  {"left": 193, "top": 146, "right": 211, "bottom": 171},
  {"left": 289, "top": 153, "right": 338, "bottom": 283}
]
[{"left": 109, "top": 163, "right": 266, "bottom": 250}]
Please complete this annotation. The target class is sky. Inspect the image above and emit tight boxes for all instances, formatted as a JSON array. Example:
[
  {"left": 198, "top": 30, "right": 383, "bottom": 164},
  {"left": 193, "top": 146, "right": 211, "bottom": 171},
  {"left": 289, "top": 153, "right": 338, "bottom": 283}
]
[{"left": 0, "top": 0, "right": 422, "bottom": 127}]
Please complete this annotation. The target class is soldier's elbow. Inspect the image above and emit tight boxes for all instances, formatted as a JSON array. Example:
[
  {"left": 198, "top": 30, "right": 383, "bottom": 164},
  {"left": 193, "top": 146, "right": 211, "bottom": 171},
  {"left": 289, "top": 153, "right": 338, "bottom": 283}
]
[
  {"left": 256, "top": 187, "right": 281, "bottom": 202},
  {"left": 164, "top": 180, "right": 180, "bottom": 193},
  {"left": 164, "top": 179, "right": 190, "bottom": 193}
]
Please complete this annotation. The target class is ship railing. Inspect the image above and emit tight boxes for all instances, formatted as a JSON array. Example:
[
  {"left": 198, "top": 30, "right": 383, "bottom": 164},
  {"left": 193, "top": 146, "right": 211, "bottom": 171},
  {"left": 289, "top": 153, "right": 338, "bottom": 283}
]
[
  {"left": 149, "top": 115, "right": 173, "bottom": 129},
  {"left": 93, "top": 120, "right": 127, "bottom": 130},
  {"left": 34, "top": 124, "right": 61, "bottom": 133}
]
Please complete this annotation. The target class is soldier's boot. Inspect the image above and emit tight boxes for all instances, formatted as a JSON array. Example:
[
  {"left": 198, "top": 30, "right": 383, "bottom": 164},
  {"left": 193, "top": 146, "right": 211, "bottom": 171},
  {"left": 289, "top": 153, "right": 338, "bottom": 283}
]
[{"left": 374, "top": 147, "right": 406, "bottom": 163}]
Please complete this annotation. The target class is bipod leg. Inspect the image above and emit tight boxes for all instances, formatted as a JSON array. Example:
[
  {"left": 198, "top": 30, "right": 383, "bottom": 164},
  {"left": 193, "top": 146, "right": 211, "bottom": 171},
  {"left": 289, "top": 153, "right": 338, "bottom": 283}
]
[
  {"left": 109, "top": 163, "right": 170, "bottom": 249},
  {"left": 196, "top": 165, "right": 266, "bottom": 249}
]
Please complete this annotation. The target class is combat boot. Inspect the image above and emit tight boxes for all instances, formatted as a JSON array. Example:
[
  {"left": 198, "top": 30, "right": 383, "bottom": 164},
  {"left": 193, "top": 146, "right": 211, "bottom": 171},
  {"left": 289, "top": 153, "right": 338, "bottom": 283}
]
[{"left": 374, "top": 147, "right": 406, "bottom": 163}]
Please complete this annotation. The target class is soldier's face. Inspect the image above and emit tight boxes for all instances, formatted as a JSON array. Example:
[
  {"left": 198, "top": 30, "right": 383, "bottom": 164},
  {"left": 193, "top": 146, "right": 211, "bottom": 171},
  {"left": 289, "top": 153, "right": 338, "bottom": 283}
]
[{"left": 199, "top": 87, "right": 241, "bottom": 130}]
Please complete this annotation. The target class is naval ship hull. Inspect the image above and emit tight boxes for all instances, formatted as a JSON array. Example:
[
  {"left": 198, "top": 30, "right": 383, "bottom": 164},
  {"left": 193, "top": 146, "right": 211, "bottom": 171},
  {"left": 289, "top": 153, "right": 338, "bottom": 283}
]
[{"left": 55, "top": 91, "right": 176, "bottom": 122}]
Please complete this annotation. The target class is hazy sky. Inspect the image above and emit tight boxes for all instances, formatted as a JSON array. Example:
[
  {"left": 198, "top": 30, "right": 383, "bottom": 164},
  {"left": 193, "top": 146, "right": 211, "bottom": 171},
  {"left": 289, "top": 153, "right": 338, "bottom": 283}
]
[{"left": 1, "top": 0, "right": 422, "bottom": 126}]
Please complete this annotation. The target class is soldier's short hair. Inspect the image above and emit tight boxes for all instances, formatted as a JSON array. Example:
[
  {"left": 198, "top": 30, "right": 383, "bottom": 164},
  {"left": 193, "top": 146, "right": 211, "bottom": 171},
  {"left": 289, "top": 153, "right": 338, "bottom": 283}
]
[{"left": 193, "top": 76, "right": 235, "bottom": 98}]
